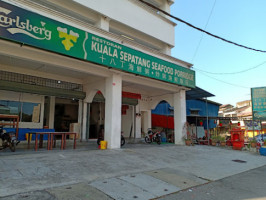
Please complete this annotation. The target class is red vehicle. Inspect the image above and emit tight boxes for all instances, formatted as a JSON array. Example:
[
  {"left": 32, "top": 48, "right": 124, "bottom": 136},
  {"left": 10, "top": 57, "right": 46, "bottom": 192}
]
[{"left": 144, "top": 128, "right": 161, "bottom": 145}]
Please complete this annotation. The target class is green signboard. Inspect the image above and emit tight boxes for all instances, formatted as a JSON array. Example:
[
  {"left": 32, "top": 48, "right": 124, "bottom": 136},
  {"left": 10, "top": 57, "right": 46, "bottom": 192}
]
[
  {"left": 251, "top": 87, "right": 266, "bottom": 120},
  {"left": 0, "top": 1, "right": 195, "bottom": 88}
]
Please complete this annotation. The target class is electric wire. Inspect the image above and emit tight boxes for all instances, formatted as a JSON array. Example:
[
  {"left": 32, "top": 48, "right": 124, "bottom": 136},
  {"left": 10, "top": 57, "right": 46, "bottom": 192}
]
[
  {"left": 191, "top": 0, "right": 217, "bottom": 62},
  {"left": 197, "top": 71, "right": 250, "bottom": 89},
  {"left": 193, "top": 60, "right": 266, "bottom": 75},
  {"left": 138, "top": 0, "right": 266, "bottom": 53}
]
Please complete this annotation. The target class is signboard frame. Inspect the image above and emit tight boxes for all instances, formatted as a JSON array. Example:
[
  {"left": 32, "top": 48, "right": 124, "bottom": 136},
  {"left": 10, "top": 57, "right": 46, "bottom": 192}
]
[{"left": 251, "top": 87, "right": 266, "bottom": 121}]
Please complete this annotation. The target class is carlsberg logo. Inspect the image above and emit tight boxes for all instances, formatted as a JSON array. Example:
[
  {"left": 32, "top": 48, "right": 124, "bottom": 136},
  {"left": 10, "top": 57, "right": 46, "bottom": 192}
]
[{"left": 0, "top": 6, "right": 52, "bottom": 40}]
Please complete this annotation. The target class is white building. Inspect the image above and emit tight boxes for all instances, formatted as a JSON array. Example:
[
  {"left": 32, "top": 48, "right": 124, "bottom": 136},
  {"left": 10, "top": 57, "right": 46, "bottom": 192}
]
[{"left": 0, "top": 0, "right": 195, "bottom": 149}]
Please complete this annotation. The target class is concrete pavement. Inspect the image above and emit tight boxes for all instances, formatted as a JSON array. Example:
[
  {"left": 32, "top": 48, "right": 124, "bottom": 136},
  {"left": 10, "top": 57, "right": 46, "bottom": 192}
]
[
  {"left": 0, "top": 141, "right": 266, "bottom": 199},
  {"left": 157, "top": 165, "right": 266, "bottom": 200}
]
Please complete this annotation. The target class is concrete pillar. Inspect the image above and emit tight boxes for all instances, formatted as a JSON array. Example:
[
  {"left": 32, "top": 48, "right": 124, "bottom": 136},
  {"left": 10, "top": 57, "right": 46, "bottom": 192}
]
[
  {"left": 174, "top": 90, "right": 186, "bottom": 145},
  {"left": 40, "top": 96, "right": 45, "bottom": 128},
  {"left": 48, "top": 96, "right": 55, "bottom": 129},
  {"left": 135, "top": 105, "right": 141, "bottom": 138},
  {"left": 78, "top": 100, "right": 83, "bottom": 140},
  {"left": 96, "top": 16, "right": 110, "bottom": 31},
  {"left": 142, "top": 110, "right": 151, "bottom": 133},
  {"left": 82, "top": 102, "right": 87, "bottom": 141},
  {"left": 104, "top": 74, "right": 122, "bottom": 149},
  {"left": 147, "top": 110, "right": 152, "bottom": 130},
  {"left": 78, "top": 100, "right": 83, "bottom": 125}
]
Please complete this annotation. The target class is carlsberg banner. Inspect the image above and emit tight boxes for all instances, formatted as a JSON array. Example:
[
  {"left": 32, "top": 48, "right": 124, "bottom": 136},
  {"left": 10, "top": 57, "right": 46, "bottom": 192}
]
[{"left": 0, "top": 1, "right": 195, "bottom": 88}]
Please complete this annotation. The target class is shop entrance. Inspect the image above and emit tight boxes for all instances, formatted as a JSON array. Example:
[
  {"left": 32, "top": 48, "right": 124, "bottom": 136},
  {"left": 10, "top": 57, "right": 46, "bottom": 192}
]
[
  {"left": 88, "top": 91, "right": 105, "bottom": 139},
  {"left": 88, "top": 103, "right": 135, "bottom": 139},
  {"left": 54, "top": 98, "right": 79, "bottom": 132},
  {"left": 89, "top": 101, "right": 105, "bottom": 139},
  {"left": 87, "top": 91, "right": 139, "bottom": 140}
]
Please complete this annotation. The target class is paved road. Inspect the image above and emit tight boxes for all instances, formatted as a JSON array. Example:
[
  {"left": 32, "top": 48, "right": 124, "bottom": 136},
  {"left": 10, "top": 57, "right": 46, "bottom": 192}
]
[
  {"left": 157, "top": 165, "right": 266, "bottom": 200},
  {"left": 0, "top": 142, "right": 265, "bottom": 199}
]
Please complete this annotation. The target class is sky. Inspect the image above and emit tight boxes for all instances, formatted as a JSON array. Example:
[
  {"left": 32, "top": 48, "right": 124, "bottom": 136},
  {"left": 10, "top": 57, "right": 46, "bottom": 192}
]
[{"left": 171, "top": 0, "right": 266, "bottom": 106}]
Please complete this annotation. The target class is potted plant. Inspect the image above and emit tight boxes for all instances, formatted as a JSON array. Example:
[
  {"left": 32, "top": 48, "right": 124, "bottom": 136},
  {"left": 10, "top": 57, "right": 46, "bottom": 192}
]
[
  {"left": 211, "top": 135, "right": 217, "bottom": 146},
  {"left": 249, "top": 138, "right": 257, "bottom": 148},
  {"left": 183, "top": 133, "right": 192, "bottom": 146},
  {"left": 184, "top": 137, "right": 192, "bottom": 146},
  {"left": 183, "top": 122, "right": 192, "bottom": 146},
  {"left": 219, "top": 136, "right": 226, "bottom": 147},
  {"left": 183, "top": 132, "right": 192, "bottom": 146}
]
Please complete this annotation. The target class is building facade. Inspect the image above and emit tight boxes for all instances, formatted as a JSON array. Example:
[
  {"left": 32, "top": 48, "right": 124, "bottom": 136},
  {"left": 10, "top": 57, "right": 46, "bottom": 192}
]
[
  {"left": 0, "top": 0, "right": 195, "bottom": 148},
  {"left": 151, "top": 89, "right": 221, "bottom": 141},
  {"left": 218, "top": 100, "right": 266, "bottom": 136}
]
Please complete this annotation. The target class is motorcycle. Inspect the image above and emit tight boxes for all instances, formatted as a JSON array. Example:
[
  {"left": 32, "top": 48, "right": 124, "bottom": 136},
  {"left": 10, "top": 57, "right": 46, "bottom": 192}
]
[
  {"left": 145, "top": 128, "right": 161, "bottom": 145},
  {"left": 0, "top": 126, "right": 20, "bottom": 152},
  {"left": 97, "top": 130, "right": 125, "bottom": 147}
]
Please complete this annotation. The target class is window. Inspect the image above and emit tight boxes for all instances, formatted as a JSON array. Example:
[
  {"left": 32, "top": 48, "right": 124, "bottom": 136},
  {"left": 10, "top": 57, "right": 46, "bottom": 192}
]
[
  {"left": 0, "top": 100, "right": 41, "bottom": 123},
  {"left": 189, "top": 109, "right": 200, "bottom": 116}
]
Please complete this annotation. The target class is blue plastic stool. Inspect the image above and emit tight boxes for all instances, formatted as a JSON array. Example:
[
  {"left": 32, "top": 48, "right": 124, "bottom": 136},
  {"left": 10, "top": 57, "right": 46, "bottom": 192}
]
[{"left": 259, "top": 146, "right": 266, "bottom": 156}]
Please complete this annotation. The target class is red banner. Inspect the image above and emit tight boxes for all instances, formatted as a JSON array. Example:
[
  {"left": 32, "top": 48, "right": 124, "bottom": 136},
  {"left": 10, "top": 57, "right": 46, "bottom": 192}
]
[
  {"left": 97, "top": 91, "right": 141, "bottom": 99},
  {"left": 152, "top": 114, "right": 174, "bottom": 129},
  {"left": 122, "top": 91, "right": 141, "bottom": 99}
]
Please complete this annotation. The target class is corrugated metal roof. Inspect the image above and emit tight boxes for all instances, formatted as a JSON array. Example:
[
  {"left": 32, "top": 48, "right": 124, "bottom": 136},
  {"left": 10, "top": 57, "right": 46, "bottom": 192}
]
[{"left": 186, "top": 87, "right": 214, "bottom": 100}]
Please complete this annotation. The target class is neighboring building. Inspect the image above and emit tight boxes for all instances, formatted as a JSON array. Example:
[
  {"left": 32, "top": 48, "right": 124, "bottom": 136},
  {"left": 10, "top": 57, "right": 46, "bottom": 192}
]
[
  {"left": 186, "top": 99, "right": 221, "bottom": 129},
  {"left": 218, "top": 104, "right": 235, "bottom": 118},
  {"left": 219, "top": 100, "right": 253, "bottom": 123},
  {"left": 152, "top": 87, "right": 221, "bottom": 139},
  {"left": 218, "top": 100, "right": 266, "bottom": 136},
  {"left": 0, "top": 0, "right": 196, "bottom": 148},
  {"left": 236, "top": 100, "right": 252, "bottom": 108}
]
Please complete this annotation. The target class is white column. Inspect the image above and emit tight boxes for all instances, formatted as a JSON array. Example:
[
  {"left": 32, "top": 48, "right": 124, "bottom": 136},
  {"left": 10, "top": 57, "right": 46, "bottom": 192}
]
[
  {"left": 104, "top": 74, "right": 122, "bottom": 149},
  {"left": 142, "top": 110, "right": 151, "bottom": 133},
  {"left": 48, "top": 96, "right": 55, "bottom": 129},
  {"left": 82, "top": 102, "right": 87, "bottom": 141},
  {"left": 135, "top": 105, "right": 141, "bottom": 138},
  {"left": 174, "top": 90, "right": 186, "bottom": 145},
  {"left": 40, "top": 96, "right": 45, "bottom": 128},
  {"left": 78, "top": 100, "right": 83, "bottom": 125},
  {"left": 147, "top": 110, "right": 152, "bottom": 130},
  {"left": 78, "top": 100, "right": 83, "bottom": 139}
]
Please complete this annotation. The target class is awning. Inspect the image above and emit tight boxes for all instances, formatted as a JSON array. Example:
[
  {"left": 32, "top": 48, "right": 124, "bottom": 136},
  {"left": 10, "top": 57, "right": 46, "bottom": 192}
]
[
  {"left": 186, "top": 87, "right": 214, "bottom": 100},
  {"left": 0, "top": 80, "right": 86, "bottom": 99}
]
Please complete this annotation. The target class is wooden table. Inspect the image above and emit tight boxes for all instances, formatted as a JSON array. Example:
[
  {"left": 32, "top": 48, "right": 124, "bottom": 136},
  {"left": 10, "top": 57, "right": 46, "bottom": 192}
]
[
  {"left": 50, "top": 132, "right": 77, "bottom": 150},
  {"left": 27, "top": 132, "right": 77, "bottom": 151},
  {"left": 63, "top": 132, "right": 77, "bottom": 149},
  {"left": 27, "top": 132, "right": 51, "bottom": 151},
  {"left": 50, "top": 132, "right": 65, "bottom": 150}
]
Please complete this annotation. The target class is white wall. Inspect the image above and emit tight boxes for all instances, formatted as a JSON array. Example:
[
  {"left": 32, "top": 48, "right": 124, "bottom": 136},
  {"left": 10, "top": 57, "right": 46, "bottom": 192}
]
[
  {"left": 121, "top": 106, "right": 133, "bottom": 138},
  {"left": 74, "top": 0, "right": 175, "bottom": 46}
]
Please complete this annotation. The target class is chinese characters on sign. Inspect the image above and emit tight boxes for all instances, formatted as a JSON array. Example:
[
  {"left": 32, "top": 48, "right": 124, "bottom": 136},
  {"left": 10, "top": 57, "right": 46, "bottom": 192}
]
[{"left": 251, "top": 87, "right": 266, "bottom": 120}]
